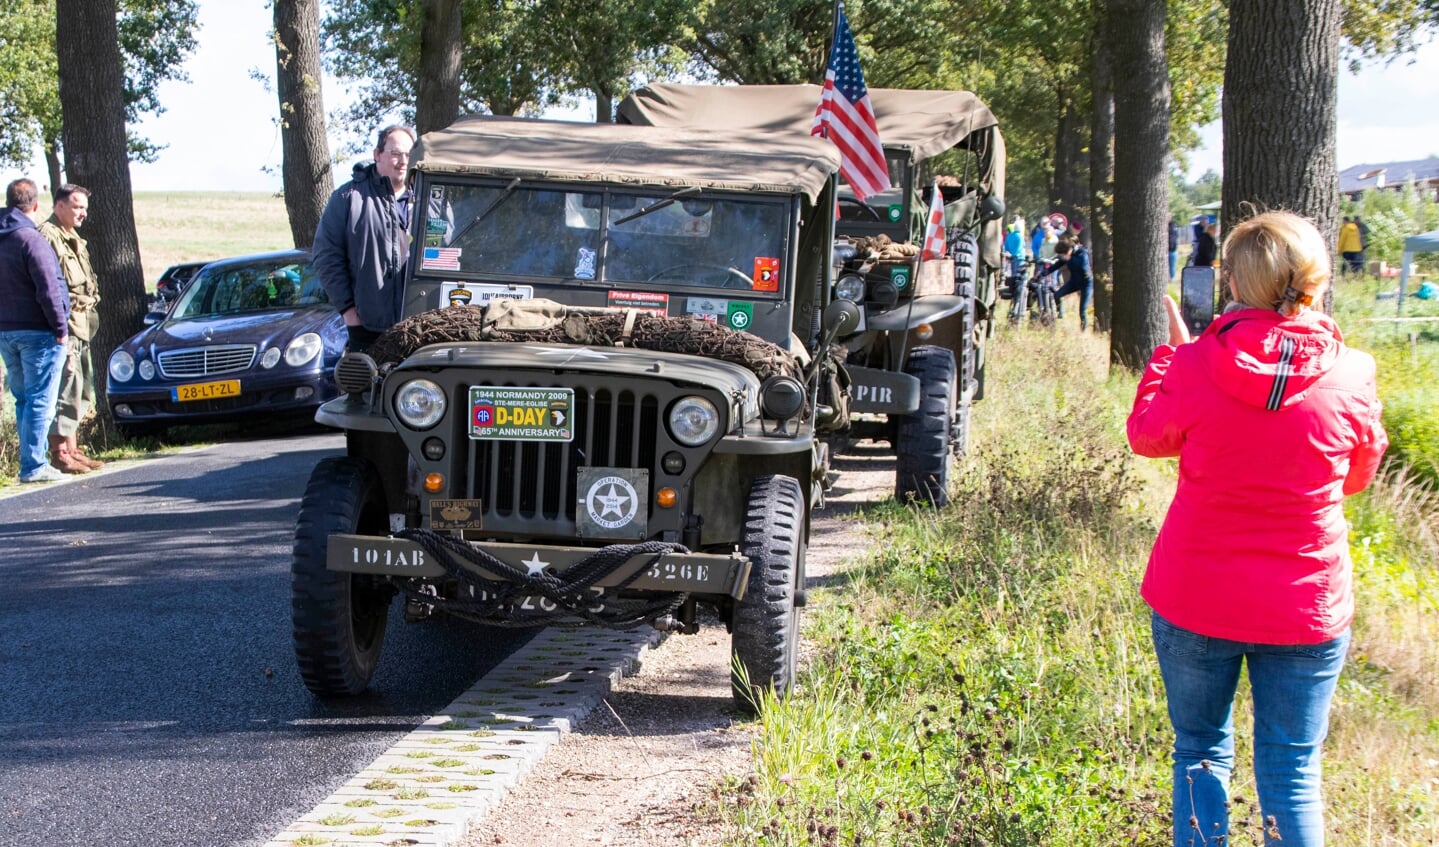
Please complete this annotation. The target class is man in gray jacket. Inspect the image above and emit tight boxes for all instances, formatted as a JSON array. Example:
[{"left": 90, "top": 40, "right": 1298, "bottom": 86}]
[{"left": 313, "top": 125, "right": 416, "bottom": 351}]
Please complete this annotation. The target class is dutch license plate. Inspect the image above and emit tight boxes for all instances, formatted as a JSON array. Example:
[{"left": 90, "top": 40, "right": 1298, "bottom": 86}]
[
  {"left": 470, "top": 386, "right": 574, "bottom": 441},
  {"left": 172, "top": 380, "right": 241, "bottom": 402}
]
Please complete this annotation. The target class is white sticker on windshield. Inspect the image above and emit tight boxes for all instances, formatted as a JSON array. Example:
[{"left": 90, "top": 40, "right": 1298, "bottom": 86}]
[
  {"left": 574, "top": 247, "right": 596, "bottom": 279},
  {"left": 441, "top": 282, "right": 533, "bottom": 308}
]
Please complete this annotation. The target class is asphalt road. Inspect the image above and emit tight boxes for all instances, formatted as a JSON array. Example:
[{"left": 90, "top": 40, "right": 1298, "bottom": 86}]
[{"left": 0, "top": 431, "right": 532, "bottom": 847}]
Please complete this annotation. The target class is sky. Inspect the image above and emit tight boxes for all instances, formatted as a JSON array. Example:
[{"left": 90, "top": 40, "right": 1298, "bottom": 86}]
[{"left": 9, "top": 3, "right": 1439, "bottom": 192}]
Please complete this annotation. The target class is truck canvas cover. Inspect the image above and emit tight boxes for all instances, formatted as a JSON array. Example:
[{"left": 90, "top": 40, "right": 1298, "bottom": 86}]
[
  {"left": 413, "top": 115, "right": 841, "bottom": 202},
  {"left": 617, "top": 83, "right": 1005, "bottom": 198}
]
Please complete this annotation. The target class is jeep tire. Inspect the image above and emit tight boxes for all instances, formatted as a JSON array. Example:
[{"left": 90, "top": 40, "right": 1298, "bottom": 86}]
[
  {"left": 731, "top": 474, "right": 805, "bottom": 714},
  {"left": 292, "top": 456, "right": 394, "bottom": 696},
  {"left": 895, "top": 345, "right": 956, "bottom": 506}
]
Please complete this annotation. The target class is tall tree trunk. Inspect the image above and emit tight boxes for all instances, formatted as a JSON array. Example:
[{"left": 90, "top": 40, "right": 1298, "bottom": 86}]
[
  {"left": 416, "top": 0, "right": 462, "bottom": 135},
  {"left": 44, "top": 140, "right": 63, "bottom": 195},
  {"left": 56, "top": 0, "right": 144, "bottom": 406},
  {"left": 1108, "top": 0, "right": 1170, "bottom": 371},
  {"left": 593, "top": 88, "right": 614, "bottom": 124},
  {"left": 1050, "top": 93, "right": 1088, "bottom": 230},
  {"left": 1089, "top": 5, "right": 1115, "bottom": 333},
  {"left": 1222, "top": 0, "right": 1341, "bottom": 283},
  {"left": 274, "top": 0, "right": 333, "bottom": 250}
]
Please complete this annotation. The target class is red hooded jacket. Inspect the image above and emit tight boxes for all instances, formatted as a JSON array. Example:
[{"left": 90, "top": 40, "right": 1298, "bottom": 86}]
[{"left": 1128, "top": 307, "right": 1388, "bottom": 644}]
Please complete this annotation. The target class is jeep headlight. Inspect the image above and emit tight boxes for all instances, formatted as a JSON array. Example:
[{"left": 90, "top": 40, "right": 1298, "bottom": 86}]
[
  {"left": 284, "top": 332, "right": 323, "bottom": 367},
  {"left": 835, "top": 273, "right": 866, "bottom": 302},
  {"left": 668, "top": 396, "right": 719, "bottom": 447},
  {"left": 394, "top": 379, "right": 446, "bottom": 429},
  {"left": 109, "top": 349, "right": 135, "bottom": 382}
]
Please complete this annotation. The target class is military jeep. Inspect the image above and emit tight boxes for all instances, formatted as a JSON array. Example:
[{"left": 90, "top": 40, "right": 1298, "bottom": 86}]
[
  {"left": 292, "top": 116, "right": 857, "bottom": 711},
  {"left": 620, "top": 85, "right": 1007, "bottom": 505}
]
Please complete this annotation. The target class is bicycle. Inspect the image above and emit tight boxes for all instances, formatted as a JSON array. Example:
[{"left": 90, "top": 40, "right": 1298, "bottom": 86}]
[{"left": 1003, "top": 257, "right": 1060, "bottom": 328}]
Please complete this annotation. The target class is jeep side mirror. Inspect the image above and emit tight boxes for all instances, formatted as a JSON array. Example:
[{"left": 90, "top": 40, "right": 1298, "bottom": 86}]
[
  {"left": 821, "top": 298, "right": 862, "bottom": 338},
  {"left": 979, "top": 195, "right": 1005, "bottom": 223}
]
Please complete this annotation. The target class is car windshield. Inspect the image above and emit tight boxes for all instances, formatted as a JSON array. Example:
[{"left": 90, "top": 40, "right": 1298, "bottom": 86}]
[
  {"left": 171, "top": 258, "right": 326, "bottom": 320},
  {"left": 418, "top": 182, "right": 791, "bottom": 293}
]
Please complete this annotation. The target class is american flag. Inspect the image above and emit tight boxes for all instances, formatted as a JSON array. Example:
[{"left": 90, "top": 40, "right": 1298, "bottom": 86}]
[
  {"left": 422, "top": 247, "right": 461, "bottom": 270},
  {"left": 811, "top": 5, "right": 889, "bottom": 203}
]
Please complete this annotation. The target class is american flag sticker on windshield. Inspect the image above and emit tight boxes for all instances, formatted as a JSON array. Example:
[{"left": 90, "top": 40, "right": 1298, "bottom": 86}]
[{"left": 423, "top": 247, "right": 461, "bottom": 270}]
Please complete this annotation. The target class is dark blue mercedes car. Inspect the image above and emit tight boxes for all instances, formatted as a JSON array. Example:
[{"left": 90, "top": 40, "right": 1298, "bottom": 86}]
[{"left": 106, "top": 250, "right": 347, "bottom": 435}]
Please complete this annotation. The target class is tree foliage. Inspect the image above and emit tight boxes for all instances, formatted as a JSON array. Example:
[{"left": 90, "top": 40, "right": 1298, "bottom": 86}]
[{"left": 0, "top": 0, "right": 196, "bottom": 174}]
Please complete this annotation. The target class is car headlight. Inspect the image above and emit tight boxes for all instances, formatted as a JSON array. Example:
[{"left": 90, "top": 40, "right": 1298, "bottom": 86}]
[
  {"left": 284, "top": 332, "right": 323, "bottom": 367},
  {"left": 668, "top": 396, "right": 719, "bottom": 447},
  {"left": 260, "top": 347, "right": 282, "bottom": 369},
  {"left": 835, "top": 273, "right": 866, "bottom": 302},
  {"left": 137, "top": 359, "right": 156, "bottom": 381},
  {"left": 394, "top": 379, "right": 446, "bottom": 429},
  {"left": 109, "top": 350, "right": 135, "bottom": 382}
]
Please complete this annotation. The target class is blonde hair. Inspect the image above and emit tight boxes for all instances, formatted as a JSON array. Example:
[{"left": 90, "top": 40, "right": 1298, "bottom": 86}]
[{"left": 1222, "top": 210, "right": 1330, "bottom": 315}]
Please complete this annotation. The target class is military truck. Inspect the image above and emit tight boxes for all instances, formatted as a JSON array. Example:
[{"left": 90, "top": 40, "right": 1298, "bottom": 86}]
[
  {"left": 619, "top": 85, "right": 1008, "bottom": 505},
  {"left": 292, "top": 116, "right": 862, "bottom": 712}
]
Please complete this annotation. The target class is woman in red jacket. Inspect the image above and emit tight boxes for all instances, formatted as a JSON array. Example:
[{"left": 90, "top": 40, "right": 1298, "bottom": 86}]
[{"left": 1128, "top": 210, "right": 1387, "bottom": 847}]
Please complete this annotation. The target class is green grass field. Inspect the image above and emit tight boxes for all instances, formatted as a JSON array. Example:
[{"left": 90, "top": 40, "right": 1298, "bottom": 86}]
[{"left": 132, "top": 191, "right": 292, "bottom": 287}]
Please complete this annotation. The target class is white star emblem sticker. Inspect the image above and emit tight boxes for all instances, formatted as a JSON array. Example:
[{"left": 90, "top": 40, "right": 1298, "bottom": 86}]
[
  {"left": 530, "top": 346, "right": 610, "bottom": 360},
  {"left": 595, "top": 484, "right": 630, "bottom": 518},
  {"left": 520, "top": 552, "right": 549, "bottom": 576}
]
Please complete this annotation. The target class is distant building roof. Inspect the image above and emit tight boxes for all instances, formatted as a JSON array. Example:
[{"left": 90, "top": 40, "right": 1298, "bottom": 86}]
[{"left": 1339, "top": 156, "right": 1439, "bottom": 193}]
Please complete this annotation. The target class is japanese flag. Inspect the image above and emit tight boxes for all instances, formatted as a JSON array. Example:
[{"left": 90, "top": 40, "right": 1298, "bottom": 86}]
[{"left": 921, "top": 181, "right": 946, "bottom": 260}]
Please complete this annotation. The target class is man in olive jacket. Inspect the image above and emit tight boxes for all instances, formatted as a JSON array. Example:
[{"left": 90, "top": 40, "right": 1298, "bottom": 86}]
[
  {"left": 39, "top": 183, "right": 104, "bottom": 473},
  {"left": 312, "top": 125, "right": 416, "bottom": 351}
]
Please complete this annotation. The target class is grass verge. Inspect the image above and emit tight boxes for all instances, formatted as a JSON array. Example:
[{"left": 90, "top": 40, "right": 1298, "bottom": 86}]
[{"left": 712, "top": 316, "right": 1438, "bottom": 845}]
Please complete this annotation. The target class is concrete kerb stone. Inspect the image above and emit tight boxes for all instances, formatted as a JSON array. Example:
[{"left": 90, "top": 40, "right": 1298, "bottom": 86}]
[{"left": 261, "top": 626, "right": 665, "bottom": 847}]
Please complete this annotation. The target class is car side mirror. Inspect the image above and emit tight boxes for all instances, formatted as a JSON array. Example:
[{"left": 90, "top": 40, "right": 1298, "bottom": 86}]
[
  {"left": 979, "top": 195, "right": 1005, "bottom": 223},
  {"left": 142, "top": 310, "right": 167, "bottom": 326}
]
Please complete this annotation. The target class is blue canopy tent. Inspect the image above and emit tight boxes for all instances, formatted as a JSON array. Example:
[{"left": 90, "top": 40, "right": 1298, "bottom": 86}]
[{"left": 1398, "top": 229, "right": 1439, "bottom": 313}]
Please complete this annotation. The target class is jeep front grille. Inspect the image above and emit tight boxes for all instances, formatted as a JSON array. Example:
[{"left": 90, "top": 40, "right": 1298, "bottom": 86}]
[
  {"left": 158, "top": 345, "right": 256, "bottom": 378},
  {"left": 464, "top": 386, "right": 661, "bottom": 525}
]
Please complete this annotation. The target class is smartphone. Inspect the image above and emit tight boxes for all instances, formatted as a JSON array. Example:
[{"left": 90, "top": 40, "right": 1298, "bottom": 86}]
[{"left": 1179, "top": 266, "right": 1217, "bottom": 334}]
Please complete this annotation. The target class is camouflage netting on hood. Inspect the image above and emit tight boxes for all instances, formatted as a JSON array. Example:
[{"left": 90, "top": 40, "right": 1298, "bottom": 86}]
[
  {"left": 843, "top": 233, "right": 920, "bottom": 262},
  {"left": 367, "top": 299, "right": 803, "bottom": 384}
]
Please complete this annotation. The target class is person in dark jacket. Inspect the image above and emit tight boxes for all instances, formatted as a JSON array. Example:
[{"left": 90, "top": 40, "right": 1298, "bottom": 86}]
[
  {"left": 0, "top": 178, "right": 71, "bottom": 483},
  {"left": 1191, "top": 222, "right": 1218, "bottom": 267},
  {"left": 1050, "top": 239, "right": 1093, "bottom": 330},
  {"left": 1129, "top": 210, "right": 1386, "bottom": 847},
  {"left": 313, "top": 125, "right": 416, "bottom": 351}
]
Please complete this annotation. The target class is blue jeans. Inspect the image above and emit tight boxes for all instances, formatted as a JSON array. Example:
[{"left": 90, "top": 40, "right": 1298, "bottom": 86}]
[
  {"left": 1053, "top": 278, "right": 1092, "bottom": 329},
  {"left": 1151, "top": 613, "right": 1348, "bottom": 847},
  {"left": 0, "top": 329, "right": 66, "bottom": 477}
]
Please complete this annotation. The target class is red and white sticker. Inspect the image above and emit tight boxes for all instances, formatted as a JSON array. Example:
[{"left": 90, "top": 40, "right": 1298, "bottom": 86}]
[
  {"left": 753, "top": 257, "right": 780, "bottom": 292},
  {"left": 607, "top": 290, "right": 669, "bottom": 314}
]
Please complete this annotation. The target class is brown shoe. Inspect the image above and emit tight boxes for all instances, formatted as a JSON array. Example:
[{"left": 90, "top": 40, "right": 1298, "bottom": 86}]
[
  {"left": 49, "top": 434, "right": 91, "bottom": 474},
  {"left": 67, "top": 434, "right": 105, "bottom": 470}
]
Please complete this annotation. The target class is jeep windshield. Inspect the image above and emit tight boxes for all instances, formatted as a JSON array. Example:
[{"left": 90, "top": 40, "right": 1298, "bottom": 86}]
[{"left": 416, "top": 180, "right": 793, "bottom": 294}]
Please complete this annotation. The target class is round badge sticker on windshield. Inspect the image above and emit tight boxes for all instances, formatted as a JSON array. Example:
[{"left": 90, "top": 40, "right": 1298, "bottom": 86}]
[{"left": 585, "top": 476, "right": 639, "bottom": 530}]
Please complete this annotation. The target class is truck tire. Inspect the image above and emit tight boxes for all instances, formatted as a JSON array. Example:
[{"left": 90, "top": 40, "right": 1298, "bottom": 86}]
[
  {"left": 292, "top": 456, "right": 393, "bottom": 697},
  {"left": 895, "top": 346, "right": 956, "bottom": 506},
  {"left": 732, "top": 474, "right": 805, "bottom": 714}
]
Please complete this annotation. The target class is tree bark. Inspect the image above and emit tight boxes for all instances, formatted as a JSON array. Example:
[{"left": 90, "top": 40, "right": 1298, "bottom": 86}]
[
  {"left": 1222, "top": 0, "right": 1341, "bottom": 286},
  {"left": 416, "top": 0, "right": 462, "bottom": 135},
  {"left": 56, "top": 0, "right": 145, "bottom": 406},
  {"left": 1108, "top": 0, "right": 1170, "bottom": 371},
  {"left": 1088, "top": 4, "right": 1115, "bottom": 333},
  {"left": 594, "top": 88, "right": 614, "bottom": 124},
  {"left": 1050, "top": 92, "right": 1088, "bottom": 228},
  {"left": 44, "top": 140, "right": 63, "bottom": 195},
  {"left": 274, "top": 0, "right": 333, "bottom": 250}
]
